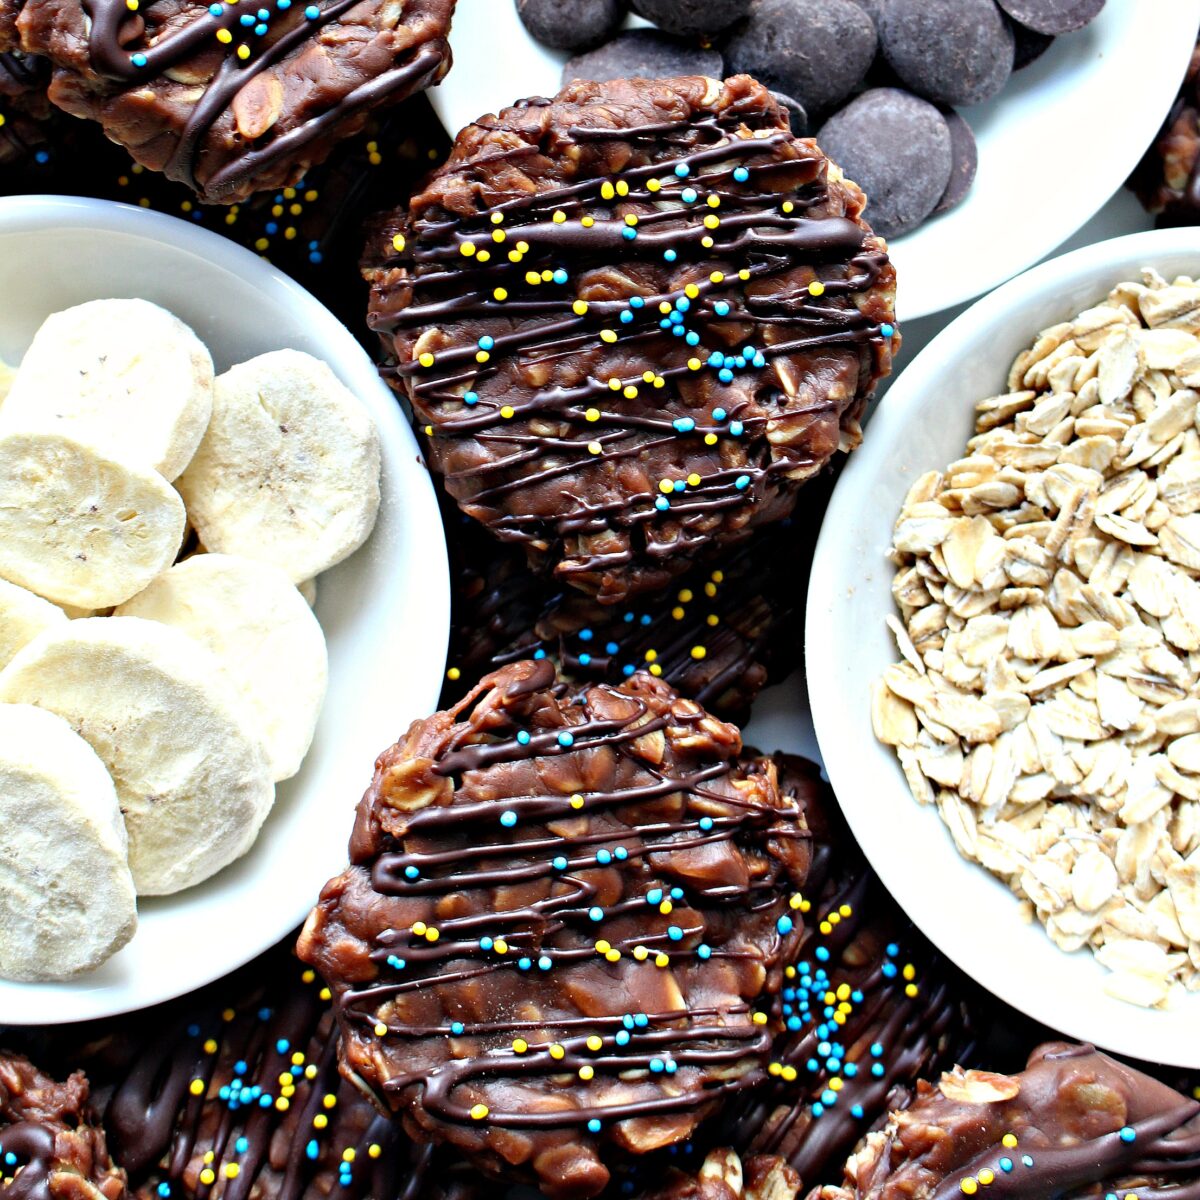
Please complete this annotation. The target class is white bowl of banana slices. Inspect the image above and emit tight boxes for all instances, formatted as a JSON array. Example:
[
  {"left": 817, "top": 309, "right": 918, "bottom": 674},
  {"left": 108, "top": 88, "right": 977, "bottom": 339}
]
[{"left": 0, "top": 195, "right": 450, "bottom": 1022}]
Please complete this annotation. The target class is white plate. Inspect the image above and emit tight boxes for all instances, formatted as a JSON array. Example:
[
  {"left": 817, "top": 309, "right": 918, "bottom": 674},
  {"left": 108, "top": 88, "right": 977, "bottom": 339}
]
[
  {"left": 0, "top": 196, "right": 450, "bottom": 1024},
  {"left": 806, "top": 225, "right": 1200, "bottom": 1069},
  {"left": 430, "top": 0, "right": 1200, "bottom": 321}
]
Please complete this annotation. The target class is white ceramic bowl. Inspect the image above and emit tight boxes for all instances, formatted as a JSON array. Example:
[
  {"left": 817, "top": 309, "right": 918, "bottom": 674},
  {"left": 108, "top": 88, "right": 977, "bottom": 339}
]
[
  {"left": 0, "top": 195, "right": 450, "bottom": 1024},
  {"left": 807, "top": 226, "right": 1200, "bottom": 1069},
  {"left": 430, "top": 0, "right": 1200, "bottom": 322}
]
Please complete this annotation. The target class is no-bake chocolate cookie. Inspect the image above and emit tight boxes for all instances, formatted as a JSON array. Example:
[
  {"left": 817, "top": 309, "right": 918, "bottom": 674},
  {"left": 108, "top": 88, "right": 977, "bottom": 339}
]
[
  {"left": 810, "top": 1042, "right": 1200, "bottom": 1200},
  {"left": 1, "top": 0, "right": 454, "bottom": 202},
  {"left": 366, "top": 74, "right": 896, "bottom": 603},
  {"left": 298, "top": 660, "right": 813, "bottom": 1198},
  {"left": 0, "top": 1050, "right": 127, "bottom": 1200}
]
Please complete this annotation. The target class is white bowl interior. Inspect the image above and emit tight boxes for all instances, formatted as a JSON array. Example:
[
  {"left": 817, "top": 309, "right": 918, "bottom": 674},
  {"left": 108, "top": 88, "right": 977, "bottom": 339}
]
[
  {"left": 0, "top": 195, "right": 450, "bottom": 1023},
  {"left": 430, "top": 0, "right": 1200, "bottom": 322},
  {"left": 807, "top": 227, "right": 1200, "bottom": 1069}
]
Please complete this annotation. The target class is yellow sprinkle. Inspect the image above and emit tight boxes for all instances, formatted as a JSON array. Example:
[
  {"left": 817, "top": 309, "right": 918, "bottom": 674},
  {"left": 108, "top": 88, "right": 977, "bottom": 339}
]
[
  {"left": 470, "top": 1104, "right": 489, "bottom": 1121},
  {"left": 710, "top": 271, "right": 725, "bottom": 284},
  {"left": 701, "top": 236, "right": 715, "bottom": 249},
  {"left": 494, "top": 939, "right": 508, "bottom": 954},
  {"left": 679, "top": 589, "right": 694, "bottom": 603},
  {"left": 977, "top": 1170, "right": 995, "bottom": 1186},
  {"left": 595, "top": 940, "right": 611, "bottom": 954},
  {"left": 418, "top": 351, "right": 435, "bottom": 368},
  {"left": 691, "top": 646, "right": 707, "bottom": 660},
  {"left": 781, "top": 1065, "right": 797, "bottom": 1082},
  {"left": 623, "top": 385, "right": 638, "bottom": 399},
  {"left": 585, "top": 407, "right": 600, "bottom": 422},
  {"left": 516, "top": 241, "right": 530, "bottom": 253},
  {"left": 707, "top": 194, "right": 720, "bottom": 208},
  {"left": 836, "top": 984, "right": 851, "bottom": 1001},
  {"left": 570, "top": 794, "right": 585, "bottom": 810},
  {"left": 839, "top": 904, "right": 852, "bottom": 917},
  {"left": 684, "top": 284, "right": 700, "bottom": 300},
  {"left": 225, "top": 1164, "right": 240, "bottom": 1180},
  {"left": 616, "top": 180, "right": 630, "bottom": 196},
  {"left": 460, "top": 242, "right": 476, "bottom": 257},
  {"left": 291, "top": 1052, "right": 306, "bottom": 1066},
  {"left": 608, "top": 377, "right": 622, "bottom": 391},
  {"left": 633, "top": 946, "right": 649, "bottom": 961},
  {"left": 216, "top": 27, "right": 232, "bottom": 41},
  {"left": 553, "top": 210, "right": 567, "bottom": 223},
  {"left": 368, "top": 1145, "right": 382, "bottom": 1160},
  {"left": 426, "top": 927, "right": 440, "bottom": 943},
  {"left": 644, "top": 649, "right": 658, "bottom": 663},
  {"left": 600, "top": 330, "right": 618, "bottom": 344},
  {"left": 541, "top": 269, "right": 554, "bottom": 282},
  {"left": 254, "top": 237, "right": 270, "bottom": 252},
  {"left": 477, "top": 251, "right": 491, "bottom": 263},
  {"left": 649, "top": 664, "right": 662, "bottom": 676},
  {"left": 768, "top": 1062, "right": 782, "bottom": 1077},
  {"left": 203, "top": 1039, "right": 218, "bottom": 1054},
  {"left": 513, "top": 1038, "right": 529, "bottom": 1053},
  {"left": 688, "top": 358, "right": 702, "bottom": 372},
  {"left": 491, "top": 212, "right": 504, "bottom": 224},
  {"left": 189, "top": 1079, "right": 205, "bottom": 1097},
  {"left": 833, "top": 1011, "right": 847, "bottom": 1026},
  {"left": 313, "top": 1115, "right": 328, "bottom": 1130},
  {"left": 704, "top": 215, "right": 720, "bottom": 230},
  {"left": 494, "top": 288, "right": 508, "bottom": 301},
  {"left": 586, "top": 1035, "right": 604, "bottom": 1052},
  {"left": 526, "top": 271, "right": 541, "bottom": 286},
  {"left": 960, "top": 1180, "right": 978, "bottom": 1196},
  {"left": 200, "top": 1171, "right": 215, "bottom": 1187},
  {"left": 275, "top": 1098, "right": 289, "bottom": 1112},
  {"left": 785, "top": 966, "right": 796, "bottom": 979},
  {"left": 782, "top": 201, "right": 794, "bottom": 214},
  {"left": 476, "top": 351, "right": 491, "bottom": 365},
  {"left": 601, "top": 182, "right": 616, "bottom": 200},
  {"left": 412, "top": 921, "right": 427, "bottom": 936},
  {"left": 820, "top": 921, "right": 832, "bottom": 935},
  {"left": 829, "top": 1077, "right": 844, "bottom": 1092},
  {"left": 808, "top": 281, "right": 826, "bottom": 297},
  {"left": 605, "top": 948, "right": 621, "bottom": 962},
  {"left": 578, "top": 1065, "right": 595, "bottom": 1081},
  {"left": 319, "top": 988, "right": 331, "bottom": 1001},
  {"left": 549, "top": 1044, "right": 565, "bottom": 1060},
  {"left": 799, "top": 900, "right": 811, "bottom": 913},
  {"left": 687, "top": 472, "right": 701, "bottom": 487},
  {"left": 508, "top": 251, "right": 523, "bottom": 263},
  {"left": 500, "top": 405, "right": 515, "bottom": 419},
  {"left": 323, "top": 1095, "right": 337, "bottom": 1110},
  {"left": 653, "top": 375, "right": 665, "bottom": 388},
  {"left": 752, "top": 1012, "right": 768, "bottom": 1026},
  {"left": 658, "top": 479, "right": 674, "bottom": 495},
  {"left": 647, "top": 178, "right": 662, "bottom": 192},
  {"left": 588, "top": 441, "right": 602, "bottom": 455},
  {"left": 374, "top": 1021, "right": 388, "bottom": 1036},
  {"left": 706, "top": 615, "right": 719, "bottom": 627},
  {"left": 573, "top": 300, "right": 590, "bottom": 315},
  {"left": 903, "top": 964, "right": 916, "bottom": 981},
  {"left": 659, "top": 301, "right": 673, "bottom": 314},
  {"left": 738, "top": 269, "right": 751, "bottom": 281},
  {"left": 446, "top": 666, "right": 461, "bottom": 681},
  {"left": 204, "top": 1153, "right": 215, "bottom": 1166},
  {"left": 654, "top": 953, "right": 669, "bottom": 968},
  {"left": 672, "top": 606, "right": 685, "bottom": 620},
  {"left": 1001, "top": 1135, "right": 1018, "bottom": 1149},
  {"left": 342, "top": 1150, "right": 356, "bottom": 1164},
  {"left": 905, "top": 983, "right": 919, "bottom": 998},
  {"left": 659, "top": 901, "right": 673, "bottom": 915},
  {"left": 305, "top": 1065, "right": 318, "bottom": 1080},
  {"left": 704, "top": 433, "right": 718, "bottom": 445},
  {"left": 581, "top": 216, "right": 595, "bottom": 228}
]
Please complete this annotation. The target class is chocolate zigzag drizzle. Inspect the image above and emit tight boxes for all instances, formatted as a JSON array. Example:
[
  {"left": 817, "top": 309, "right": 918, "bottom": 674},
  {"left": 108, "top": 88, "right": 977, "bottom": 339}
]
[
  {"left": 298, "top": 659, "right": 813, "bottom": 1198},
  {"left": 366, "top": 75, "right": 896, "bottom": 604}
]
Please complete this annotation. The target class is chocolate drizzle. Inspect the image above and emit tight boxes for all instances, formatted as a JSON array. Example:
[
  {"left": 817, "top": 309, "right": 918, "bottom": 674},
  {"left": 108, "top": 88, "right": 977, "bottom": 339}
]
[
  {"left": 298, "top": 660, "right": 812, "bottom": 1197},
  {"left": 0, "top": 1123, "right": 56, "bottom": 1200},
  {"left": 367, "top": 75, "right": 896, "bottom": 604}
]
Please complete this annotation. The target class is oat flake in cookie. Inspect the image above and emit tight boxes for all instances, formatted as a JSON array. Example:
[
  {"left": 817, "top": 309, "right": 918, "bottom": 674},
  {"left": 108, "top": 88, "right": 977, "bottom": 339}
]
[
  {"left": 2, "top": 0, "right": 454, "bottom": 203},
  {"left": 366, "top": 75, "right": 897, "bottom": 604},
  {"left": 297, "top": 659, "right": 812, "bottom": 1199},
  {"left": 0, "top": 1052, "right": 127, "bottom": 1200},
  {"left": 810, "top": 1042, "right": 1200, "bottom": 1200}
]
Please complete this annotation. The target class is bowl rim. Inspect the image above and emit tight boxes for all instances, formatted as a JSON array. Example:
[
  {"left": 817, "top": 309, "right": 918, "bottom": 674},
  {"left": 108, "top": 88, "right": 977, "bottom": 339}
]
[
  {"left": 0, "top": 194, "right": 452, "bottom": 1022},
  {"left": 806, "top": 224, "right": 1200, "bottom": 1068}
]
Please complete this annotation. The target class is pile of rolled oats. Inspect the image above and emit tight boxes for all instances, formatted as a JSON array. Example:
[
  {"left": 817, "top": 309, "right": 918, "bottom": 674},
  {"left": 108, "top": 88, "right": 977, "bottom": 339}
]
[{"left": 874, "top": 268, "right": 1200, "bottom": 1009}]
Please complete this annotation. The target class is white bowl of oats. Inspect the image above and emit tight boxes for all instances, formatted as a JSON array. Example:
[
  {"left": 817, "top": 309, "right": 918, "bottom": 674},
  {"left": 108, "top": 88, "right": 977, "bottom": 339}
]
[{"left": 807, "top": 227, "right": 1200, "bottom": 1068}]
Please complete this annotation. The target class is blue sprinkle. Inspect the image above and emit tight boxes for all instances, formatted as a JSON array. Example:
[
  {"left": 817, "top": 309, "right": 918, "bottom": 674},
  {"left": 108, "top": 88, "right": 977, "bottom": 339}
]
[
  {"left": 578, "top": 652, "right": 591, "bottom": 666},
  {"left": 999, "top": 1159, "right": 1013, "bottom": 1174},
  {"left": 552, "top": 856, "right": 568, "bottom": 870},
  {"left": 815, "top": 946, "right": 830, "bottom": 962},
  {"left": 518, "top": 957, "right": 532, "bottom": 970},
  {"left": 277, "top": 0, "right": 290, "bottom": 7},
  {"left": 871, "top": 1063, "right": 885, "bottom": 1078},
  {"left": 821, "top": 1090, "right": 837, "bottom": 1106},
  {"left": 850, "top": 1103, "right": 864, "bottom": 1119},
  {"left": 208, "top": 2, "right": 223, "bottom": 13},
  {"left": 647, "top": 889, "right": 663, "bottom": 905},
  {"left": 1021, "top": 1156, "right": 1034, "bottom": 1168},
  {"left": 257, "top": 1008, "right": 272, "bottom": 1021},
  {"left": 649, "top": 1058, "right": 665, "bottom": 1073},
  {"left": 733, "top": 167, "right": 750, "bottom": 183},
  {"left": 478, "top": 335, "right": 495, "bottom": 351},
  {"left": 655, "top": 497, "right": 670, "bottom": 511},
  {"left": 158, "top": 1185, "right": 172, "bottom": 1197},
  {"left": 712, "top": 407, "right": 727, "bottom": 421},
  {"left": 734, "top": 356, "right": 746, "bottom": 369},
  {"left": 386, "top": 955, "right": 406, "bottom": 970},
  {"left": 239, "top": 12, "right": 254, "bottom": 22},
  {"left": 404, "top": 865, "right": 419, "bottom": 880},
  {"left": 34, "top": 150, "right": 49, "bottom": 163},
  {"left": 686, "top": 331, "right": 700, "bottom": 346},
  {"left": 672, "top": 325, "right": 686, "bottom": 338},
  {"left": 852, "top": 990, "right": 863, "bottom": 1003},
  {"left": 1119, "top": 1127, "right": 1136, "bottom": 1144},
  {"left": 500, "top": 810, "right": 518, "bottom": 827},
  {"left": 673, "top": 479, "right": 687, "bottom": 492},
  {"left": 674, "top": 164, "right": 690, "bottom": 178},
  {"left": 707, "top": 352, "right": 723, "bottom": 368},
  {"left": 825, "top": 1057, "right": 839, "bottom": 1072},
  {"left": 596, "top": 850, "right": 612, "bottom": 865},
  {"left": 630, "top": 297, "right": 645, "bottom": 308},
  {"left": 881, "top": 962, "right": 898, "bottom": 979},
  {"left": 664, "top": 250, "right": 677, "bottom": 263},
  {"left": 623, "top": 663, "right": 637, "bottom": 674},
  {"left": 235, "top": 1137, "right": 249, "bottom": 1154},
  {"left": 480, "top": 937, "right": 494, "bottom": 950},
  {"left": 675, "top": 297, "right": 690, "bottom": 312},
  {"left": 131, "top": 51, "right": 148, "bottom": 66},
  {"left": 538, "top": 956, "right": 552, "bottom": 970},
  {"left": 844, "top": 1063, "right": 857, "bottom": 1078},
  {"left": 634, "top": 1013, "right": 649, "bottom": 1027},
  {"left": 659, "top": 319, "right": 673, "bottom": 331},
  {"left": 729, "top": 420, "right": 744, "bottom": 436},
  {"left": 817, "top": 1041, "right": 831, "bottom": 1056},
  {"left": 579, "top": 628, "right": 593, "bottom": 641},
  {"left": 673, "top": 417, "right": 695, "bottom": 433},
  {"left": 606, "top": 641, "right": 619, "bottom": 654},
  {"left": 620, "top": 311, "right": 634, "bottom": 324},
  {"left": 557, "top": 732, "right": 575, "bottom": 747},
  {"left": 516, "top": 730, "right": 531, "bottom": 745},
  {"left": 534, "top": 648, "right": 547, "bottom": 659},
  {"left": 735, "top": 475, "right": 750, "bottom": 490},
  {"left": 304, "top": 3, "right": 319, "bottom": 14},
  {"left": 870, "top": 1042, "right": 883, "bottom": 1057},
  {"left": 615, "top": 847, "right": 628, "bottom": 860},
  {"left": 699, "top": 817, "right": 714, "bottom": 831},
  {"left": 639, "top": 614, "right": 652, "bottom": 625},
  {"left": 275, "top": 1039, "right": 289, "bottom": 1054},
  {"left": 713, "top": 301, "right": 731, "bottom": 317},
  {"left": 667, "top": 926, "right": 683, "bottom": 942},
  {"left": 258, "top": 1096, "right": 272, "bottom": 1108},
  {"left": 266, "top": 222, "right": 279, "bottom": 234},
  {"left": 587, "top": 1119, "right": 602, "bottom": 1134},
  {"left": 589, "top": 907, "right": 604, "bottom": 922},
  {"left": 752, "top": 353, "right": 766, "bottom": 368},
  {"left": 616, "top": 1030, "right": 630, "bottom": 1045},
  {"left": 450, "top": 1022, "right": 465, "bottom": 1035},
  {"left": 812, "top": 1103, "right": 825, "bottom": 1118},
  {"left": 787, "top": 1016, "right": 802, "bottom": 1031},
  {"left": 670, "top": 888, "right": 683, "bottom": 899},
  {"left": 553, "top": 269, "right": 569, "bottom": 284},
  {"left": 664, "top": 1060, "right": 677, "bottom": 1074},
  {"left": 622, "top": 228, "right": 637, "bottom": 241},
  {"left": 886, "top": 943, "right": 899, "bottom": 957},
  {"left": 718, "top": 369, "right": 734, "bottom": 384},
  {"left": 681, "top": 188, "right": 697, "bottom": 203},
  {"left": 623, "top": 1014, "right": 636, "bottom": 1030},
  {"left": 464, "top": 391, "right": 479, "bottom": 405},
  {"left": 697, "top": 944, "right": 712, "bottom": 960},
  {"left": 777, "top": 915, "right": 794, "bottom": 935},
  {"left": 881, "top": 323, "right": 895, "bottom": 338}
]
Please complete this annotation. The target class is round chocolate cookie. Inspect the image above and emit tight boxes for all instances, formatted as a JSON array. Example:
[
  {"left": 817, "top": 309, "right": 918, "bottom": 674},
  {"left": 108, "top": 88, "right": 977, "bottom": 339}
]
[
  {"left": 628, "top": 0, "right": 750, "bottom": 37},
  {"left": 0, "top": 1051, "right": 126, "bottom": 1200},
  {"left": 722, "top": 0, "right": 878, "bottom": 116},
  {"left": 817, "top": 89, "right": 951, "bottom": 240},
  {"left": 877, "top": 0, "right": 1015, "bottom": 107},
  {"left": 563, "top": 29, "right": 724, "bottom": 85},
  {"left": 365, "top": 76, "right": 896, "bottom": 604},
  {"left": 716, "top": 756, "right": 975, "bottom": 1185},
  {"left": 996, "top": 0, "right": 1104, "bottom": 36},
  {"left": 4, "top": 0, "right": 454, "bottom": 202},
  {"left": 810, "top": 1043, "right": 1200, "bottom": 1199},
  {"left": 297, "top": 660, "right": 814, "bottom": 1198},
  {"left": 518, "top": 0, "right": 625, "bottom": 52},
  {"left": 933, "top": 108, "right": 977, "bottom": 216}
]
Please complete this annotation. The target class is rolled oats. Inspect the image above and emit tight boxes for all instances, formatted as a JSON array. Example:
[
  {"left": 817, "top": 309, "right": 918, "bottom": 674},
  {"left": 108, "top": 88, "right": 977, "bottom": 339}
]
[{"left": 877, "top": 271, "right": 1200, "bottom": 1007}]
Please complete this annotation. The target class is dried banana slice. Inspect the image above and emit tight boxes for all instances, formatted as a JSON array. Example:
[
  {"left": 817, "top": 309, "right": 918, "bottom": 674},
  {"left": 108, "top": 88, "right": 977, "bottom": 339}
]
[{"left": 0, "top": 578, "right": 67, "bottom": 670}]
